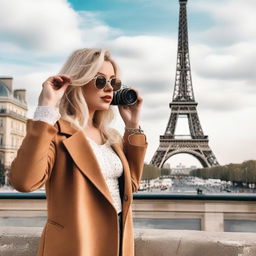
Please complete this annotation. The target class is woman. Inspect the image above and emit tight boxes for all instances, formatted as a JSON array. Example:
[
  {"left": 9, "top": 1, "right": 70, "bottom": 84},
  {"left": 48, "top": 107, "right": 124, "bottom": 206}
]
[{"left": 8, "top": 48, "right": 148, "bottom": 256}]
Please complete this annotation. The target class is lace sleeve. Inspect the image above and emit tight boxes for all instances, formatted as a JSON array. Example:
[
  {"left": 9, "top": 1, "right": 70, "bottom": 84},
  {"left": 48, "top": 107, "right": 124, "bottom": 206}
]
[{"left": 32, "top": 106, "right": 61, "bottom": 125}]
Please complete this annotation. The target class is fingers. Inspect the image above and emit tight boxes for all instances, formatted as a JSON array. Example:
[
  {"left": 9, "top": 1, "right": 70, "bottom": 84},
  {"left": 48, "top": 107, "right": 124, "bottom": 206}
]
[
  {"left": 51, "top": 76, "right": 64, "bottom": 86},
  {"left": 59, "top": 74, "right": 72, "bottom": 80},
  {"left": 58, "top": 74, "right": 72, "bottom": 85},
  {"left": 43, "top": 75, "right": 72, "bottom": 89},
  {"left": 129, "top": 87, "right": 143, "bottom": 105},
  {"left": 129, "top": 87, "right": 143, "bottom": 101},
  {"left": 48, "top": 75, "right": 72, "bottom": 83}
]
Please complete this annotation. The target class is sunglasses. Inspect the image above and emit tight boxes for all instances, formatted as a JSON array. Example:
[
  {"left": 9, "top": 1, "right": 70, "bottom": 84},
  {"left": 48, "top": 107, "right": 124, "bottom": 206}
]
[{"left": 92, "top": 74, "right": 122, "bottom": 91}]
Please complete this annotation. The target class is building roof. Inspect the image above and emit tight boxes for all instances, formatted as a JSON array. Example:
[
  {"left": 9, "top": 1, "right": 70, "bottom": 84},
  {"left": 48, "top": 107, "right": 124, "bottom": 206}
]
[{"left": 0, "top": 80, "right": 11, "bottom": 97}]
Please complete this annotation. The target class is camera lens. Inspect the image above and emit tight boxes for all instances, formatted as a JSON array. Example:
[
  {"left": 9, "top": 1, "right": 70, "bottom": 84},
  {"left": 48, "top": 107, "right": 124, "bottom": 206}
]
[{"left": 111, "top": 88, "right": 137, "bottom": 105}]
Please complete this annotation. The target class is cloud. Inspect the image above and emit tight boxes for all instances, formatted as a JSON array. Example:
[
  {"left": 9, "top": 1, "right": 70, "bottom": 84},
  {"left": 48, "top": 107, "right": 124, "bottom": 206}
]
[
  {"left": 0, "top": 0, "right": 84, "bottom": 56},
  {"left": 191, "top": 43, "right": 256, "bottom": 86},
  {"left": 105, "top": 35, "right": 177, "bottom": 93},
  {"left": 78, "top": 11, "right": 122, "bottom": 47},
  {"left": 142, "top": 93, "right": 171, "bottom": 121},
  {"left": 188, "top": 0, "right": 256, "bottom": 94},
  {"left": 0, "top": 0, "right": 121, "bottom": 57},
  {"left": 193, "top": 0, "right": 256, "bottom": 45}
]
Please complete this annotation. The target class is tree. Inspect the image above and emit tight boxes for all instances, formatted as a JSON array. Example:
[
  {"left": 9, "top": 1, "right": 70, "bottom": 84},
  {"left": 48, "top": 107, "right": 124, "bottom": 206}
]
[
  {"left": 161, "top": 168, "right": 171, "bottom": 176},
  {"left": 141, "top": 164, "right": 161, "bottom": 191},
  {"left": 190, "top": 160, "right": 256, "bottom": 186},
  {"left": 0, "top": 162, "right": 6, "bottom": 186}
]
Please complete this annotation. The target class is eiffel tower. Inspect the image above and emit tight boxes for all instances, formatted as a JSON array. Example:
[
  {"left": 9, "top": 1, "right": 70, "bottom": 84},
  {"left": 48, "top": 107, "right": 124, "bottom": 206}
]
[{"left": 150, "top": 0, "right": 219, "bottom": 168}]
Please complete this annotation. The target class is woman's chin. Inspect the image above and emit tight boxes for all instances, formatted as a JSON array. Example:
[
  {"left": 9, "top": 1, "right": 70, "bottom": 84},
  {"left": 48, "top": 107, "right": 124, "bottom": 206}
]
[{"left": 96, "top": 104, "right": 111, "bottom": 111}]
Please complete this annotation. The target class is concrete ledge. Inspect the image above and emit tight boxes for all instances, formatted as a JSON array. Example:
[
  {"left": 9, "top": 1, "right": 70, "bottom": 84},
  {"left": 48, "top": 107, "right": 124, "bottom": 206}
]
[
  {"left": 0, "top": 227, "right": 40, "bottom": 256},
  {"left": 0, "top": 227, "right": 256, "bottom": 256},
  {"left": 135, "top": 229, "right": 256, "bottom": 256}
]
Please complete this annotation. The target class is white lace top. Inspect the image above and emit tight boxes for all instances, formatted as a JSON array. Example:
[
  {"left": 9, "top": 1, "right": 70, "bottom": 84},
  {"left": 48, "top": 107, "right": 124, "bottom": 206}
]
[{"left": 33, "top": 106, "right": 123, "bottom": 214}]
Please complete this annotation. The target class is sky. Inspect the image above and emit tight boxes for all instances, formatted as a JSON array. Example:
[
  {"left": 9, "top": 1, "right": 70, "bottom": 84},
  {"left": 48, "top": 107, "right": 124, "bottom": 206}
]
[{"left": 0, "top": 0, "right": 255, "bottom": 168}]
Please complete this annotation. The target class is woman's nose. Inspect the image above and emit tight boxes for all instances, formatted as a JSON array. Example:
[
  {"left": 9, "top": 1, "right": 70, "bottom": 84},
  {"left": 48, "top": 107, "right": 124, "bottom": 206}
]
[{"left": 104, "top": 80, "right": 113, "bottom": 92}]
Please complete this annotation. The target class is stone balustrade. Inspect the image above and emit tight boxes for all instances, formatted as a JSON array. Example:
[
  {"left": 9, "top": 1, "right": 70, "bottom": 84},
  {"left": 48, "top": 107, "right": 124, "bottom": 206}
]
[{"left": 0, "top": 227, "right": 256, "bottom": 256}]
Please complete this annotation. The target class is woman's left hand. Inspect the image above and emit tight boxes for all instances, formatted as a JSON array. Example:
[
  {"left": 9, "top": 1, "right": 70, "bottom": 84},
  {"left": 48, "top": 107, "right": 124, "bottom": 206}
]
[{"left": 117, "top": 88, "right": 143, "bottom": 128}]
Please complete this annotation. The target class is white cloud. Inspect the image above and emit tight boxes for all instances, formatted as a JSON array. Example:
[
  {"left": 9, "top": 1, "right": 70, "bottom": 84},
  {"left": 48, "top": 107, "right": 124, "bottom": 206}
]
[
  {"left": 78, "top": 11, "right": 122, "bottom": 47},
  {"left": 190, "top": 0, "right": 256, "bottom": 95},
  {"left": 193, "top": 0, "right": 256, "bottom": 45},
  {"left": 191, "top": 43, "right": 256, "bottom": 87},
  {"left": 0, "top": 0, "right": 84, "bottom": 56},
  {"left": 105, "top": 35, "right": 177, "bottom": 92}
]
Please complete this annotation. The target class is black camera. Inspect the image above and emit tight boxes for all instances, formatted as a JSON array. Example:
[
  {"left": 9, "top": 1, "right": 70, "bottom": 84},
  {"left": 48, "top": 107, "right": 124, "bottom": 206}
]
[{"left": 110, "top": 87, "right": 137, "bottom": 105}]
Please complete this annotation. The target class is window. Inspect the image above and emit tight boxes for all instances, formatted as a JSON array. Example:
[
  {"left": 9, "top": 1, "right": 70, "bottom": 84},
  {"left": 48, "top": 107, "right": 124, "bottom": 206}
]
[{"left": 0, "top": 134, "right": 3, "bottom": 146}]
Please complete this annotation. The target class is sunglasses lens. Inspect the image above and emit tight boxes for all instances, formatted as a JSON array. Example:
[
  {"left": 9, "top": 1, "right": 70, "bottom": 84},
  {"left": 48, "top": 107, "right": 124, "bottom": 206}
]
[
  {"left": 111, "top": 78, "right": 122, "bottom": 91},
  {"left": 95, "top": 75, "right": 106, "bottom": 89}
]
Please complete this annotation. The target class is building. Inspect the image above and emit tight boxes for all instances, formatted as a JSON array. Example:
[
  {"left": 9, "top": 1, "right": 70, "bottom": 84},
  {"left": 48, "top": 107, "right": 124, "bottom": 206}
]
[
  {"left": 163, "top": 163, "right": 171, "bottom": 169},
  {"left": 171, "top": 163, "right": 197, "bottom": 175},
  {"left": 0, "top": 77, "right": 27, "bottom": 184}
]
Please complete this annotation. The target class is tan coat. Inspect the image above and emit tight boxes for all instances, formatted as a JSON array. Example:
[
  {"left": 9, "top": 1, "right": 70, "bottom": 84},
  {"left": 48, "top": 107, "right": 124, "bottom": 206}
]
[{"left": 8, "top": 118, "right": 148, "bottom": 256}]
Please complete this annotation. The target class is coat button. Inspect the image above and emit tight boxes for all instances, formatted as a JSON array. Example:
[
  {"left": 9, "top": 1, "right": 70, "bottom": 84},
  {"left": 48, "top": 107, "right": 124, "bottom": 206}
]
[{"left": 124, "top": 194, "right": 128, "bottom": 201}]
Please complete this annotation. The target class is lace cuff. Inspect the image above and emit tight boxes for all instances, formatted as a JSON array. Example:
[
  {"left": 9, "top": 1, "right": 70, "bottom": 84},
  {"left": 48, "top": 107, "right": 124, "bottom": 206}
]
[{"left": 32, "top": 106, "right": 61, "bottom": 125}]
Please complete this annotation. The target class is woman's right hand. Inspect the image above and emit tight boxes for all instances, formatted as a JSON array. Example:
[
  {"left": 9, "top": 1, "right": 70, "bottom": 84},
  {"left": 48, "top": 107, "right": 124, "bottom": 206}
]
[{"left": 38, "top": 74, "right": 72, "bottom": 107}]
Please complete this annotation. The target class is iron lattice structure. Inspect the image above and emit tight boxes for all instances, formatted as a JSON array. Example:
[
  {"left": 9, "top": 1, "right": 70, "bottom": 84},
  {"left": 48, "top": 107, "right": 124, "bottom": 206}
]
[{"left": 150, "top": 0, "right": 219, "bottom": 168}]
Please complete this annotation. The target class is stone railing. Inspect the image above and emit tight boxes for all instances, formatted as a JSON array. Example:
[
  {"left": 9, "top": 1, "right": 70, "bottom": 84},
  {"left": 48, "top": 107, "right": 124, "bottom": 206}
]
[
  {"left": 1, "top": 192, "right": 256, "bottom": 255},
  {"left": 0, "top": 227, "right": 256, "bottom": 256},
  {"left": 0, "top": 192, "right": 256, "bottom": 232}
]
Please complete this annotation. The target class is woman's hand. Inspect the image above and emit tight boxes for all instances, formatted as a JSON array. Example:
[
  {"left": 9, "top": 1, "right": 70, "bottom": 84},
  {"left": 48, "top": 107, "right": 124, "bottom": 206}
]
[
  {"left": 38, "top": 74, "right": 72, "bottom": 107},
  {"left": 117, "top": 88, "right": 143, "bottom": 128}
]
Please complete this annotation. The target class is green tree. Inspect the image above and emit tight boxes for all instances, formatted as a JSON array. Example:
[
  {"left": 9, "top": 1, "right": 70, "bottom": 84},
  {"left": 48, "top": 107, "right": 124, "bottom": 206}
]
[
  {"left": 0, "top": 162, "right": 6, "bottom": 186},
  {"left": 141, "top": 164, "right": 161, "bottom": 191},
  {"left": 190, "top": 160, "right": 256, "bottom": 186},
  {"left": 161, "top": 168, "right": 171, "bottom": 176}
]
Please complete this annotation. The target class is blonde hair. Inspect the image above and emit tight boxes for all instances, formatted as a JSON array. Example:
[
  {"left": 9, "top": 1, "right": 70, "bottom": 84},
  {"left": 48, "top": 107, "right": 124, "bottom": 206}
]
[{"left": 58, "top": 48, "right": 123, "bottom": 147}]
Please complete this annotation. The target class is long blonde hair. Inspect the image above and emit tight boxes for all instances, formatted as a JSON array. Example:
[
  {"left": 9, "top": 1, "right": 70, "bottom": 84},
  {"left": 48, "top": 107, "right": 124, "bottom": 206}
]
[{"left": 58, "top": 48, "right": 123, "bottom": 147}]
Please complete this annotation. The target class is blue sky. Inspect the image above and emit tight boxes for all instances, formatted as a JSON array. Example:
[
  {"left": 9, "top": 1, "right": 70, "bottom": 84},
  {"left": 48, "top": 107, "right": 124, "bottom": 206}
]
[
  {"left": 68, "top": 0, "right": 213, "bottom": 36},
  {"left": 69, "top": 0, "right": 179, "bottom": 36},
  {"left": 0, "top": 0, "right": 255, "bottom": 167}
]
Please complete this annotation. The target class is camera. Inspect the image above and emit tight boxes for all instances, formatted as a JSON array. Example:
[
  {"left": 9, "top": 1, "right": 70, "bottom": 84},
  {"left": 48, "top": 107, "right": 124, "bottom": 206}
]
[{"left": 110, "top": 86, "right": 137, "bottom": 105}]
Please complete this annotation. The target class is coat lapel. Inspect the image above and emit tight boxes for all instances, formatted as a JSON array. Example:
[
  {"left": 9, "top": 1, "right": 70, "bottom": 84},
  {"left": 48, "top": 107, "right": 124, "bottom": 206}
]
[
  {"left": 62, "top": 129, "right": 115, "bottom": 207},
  {"left": 56, "top": 118, "right": 132, "bottom": 218}
]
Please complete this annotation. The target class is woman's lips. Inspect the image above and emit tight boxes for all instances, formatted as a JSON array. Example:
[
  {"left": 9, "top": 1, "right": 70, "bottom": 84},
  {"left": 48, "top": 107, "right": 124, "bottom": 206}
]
[{"left": 101, "top": 96, "right": 112, "bottom": 102}]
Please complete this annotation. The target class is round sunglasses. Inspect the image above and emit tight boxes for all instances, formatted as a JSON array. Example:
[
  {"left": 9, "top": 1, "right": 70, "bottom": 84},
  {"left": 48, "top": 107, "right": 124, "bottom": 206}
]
[{"left": 92, "top": 74, "right": 122, "bottom": 91}]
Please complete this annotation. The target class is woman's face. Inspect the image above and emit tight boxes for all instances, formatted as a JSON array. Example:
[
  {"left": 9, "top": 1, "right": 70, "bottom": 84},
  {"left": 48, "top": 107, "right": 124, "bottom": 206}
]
[{"left": 82, "top": 61, "right": 115, "bottom": 112}]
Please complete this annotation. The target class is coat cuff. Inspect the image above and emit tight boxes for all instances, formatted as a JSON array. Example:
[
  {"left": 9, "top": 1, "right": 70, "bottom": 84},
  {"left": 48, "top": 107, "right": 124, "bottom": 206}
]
[
  {"left": 123, "top": 129, "right": 148, "bottom": 147},
  {"left": 33, "top": 105, "right": 61, "bottom": 125}
]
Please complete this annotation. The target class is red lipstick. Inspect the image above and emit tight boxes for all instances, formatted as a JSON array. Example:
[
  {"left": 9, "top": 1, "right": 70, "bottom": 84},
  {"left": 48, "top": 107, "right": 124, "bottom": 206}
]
[{"left": 101, "top": 96, "right": 112, "bottom": 102}]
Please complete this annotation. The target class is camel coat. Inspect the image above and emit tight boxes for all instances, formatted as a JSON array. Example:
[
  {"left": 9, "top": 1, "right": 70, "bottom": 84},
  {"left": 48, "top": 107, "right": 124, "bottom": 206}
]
[{"left": 8, "top": 118, "right": 148, "bottom": 256}]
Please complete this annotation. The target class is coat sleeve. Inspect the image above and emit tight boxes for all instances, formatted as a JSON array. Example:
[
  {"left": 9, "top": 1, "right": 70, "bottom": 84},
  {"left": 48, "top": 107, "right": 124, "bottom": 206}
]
[
  {"left": 7, "top": 119, "right": 58, "bottom": 192},
  {"left": 123, "top": 130, "right": 148, "bottom": 193}
]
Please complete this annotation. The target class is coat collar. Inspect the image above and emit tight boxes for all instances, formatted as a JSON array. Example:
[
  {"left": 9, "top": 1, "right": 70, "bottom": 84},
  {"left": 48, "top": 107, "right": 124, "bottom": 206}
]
[
  {"left": 55, "top": 117, "right": 78, "bottom": 135},
  {"left": 55, "top": 118, "right": 132, "bottom": 218}
]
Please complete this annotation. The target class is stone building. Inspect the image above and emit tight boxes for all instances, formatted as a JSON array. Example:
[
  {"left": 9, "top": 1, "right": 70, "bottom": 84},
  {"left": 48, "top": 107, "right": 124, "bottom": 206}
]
[
  {"left": 0, "top": 77, "right": 27, "bottom": 185},
  {"left": 171, "top": 163, "right": 197, "bottom": 175}
]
